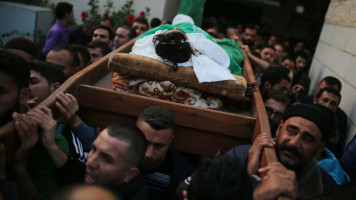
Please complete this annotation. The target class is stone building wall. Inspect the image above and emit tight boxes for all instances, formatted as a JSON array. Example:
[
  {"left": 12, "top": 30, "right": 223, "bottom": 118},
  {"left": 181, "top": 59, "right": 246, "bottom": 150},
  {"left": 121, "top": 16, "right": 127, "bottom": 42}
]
[{"left": 309, "top": 0, "right": 356, "bottom": 145}]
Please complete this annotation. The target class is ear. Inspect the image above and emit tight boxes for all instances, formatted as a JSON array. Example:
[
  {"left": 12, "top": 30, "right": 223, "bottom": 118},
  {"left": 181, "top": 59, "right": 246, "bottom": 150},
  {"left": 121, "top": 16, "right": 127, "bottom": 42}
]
[
  {"left": 313, "top": 97, "right": 317, "bottom": 104},
  {"left": 123, "top": 167, "right": 139, "bottom": 183},
  {"left": 315, "top": 141, "right": 326, "bottom": 158},
  {"left": 182, "top": 190, "right": 188, "bottom": 200},
  {"left": 170, "top": 134, "right": 175, "bottom": 145},
  {"left": 109, "top": 40, "right": 113, "bottom": 48},
  {"left": 50, "top": 82, "right": 61, "bottom": 93},
  {"left": 264, "top": 81, "right": 271, "bottom": 90},
  {"left": 19, "top": 87, "right": 31, "bottom": 106},
  {"left": 72, "top": 66, "right": 82, "bottom": 74},
  {"left": 275, "top": 120, "right": 284, "bottom": 138}
]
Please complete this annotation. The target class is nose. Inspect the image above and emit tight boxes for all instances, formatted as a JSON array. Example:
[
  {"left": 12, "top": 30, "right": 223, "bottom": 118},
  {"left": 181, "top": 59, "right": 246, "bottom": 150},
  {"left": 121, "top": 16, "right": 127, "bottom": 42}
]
[
  {"left": 86, "top": 151, "right": 98, "bottom": 169},
  {"left": 145, "top": 145, "right": 153, "bottom": 159},
  {"left": 288, "top": 135, "right": 301, "bottom": 148}
]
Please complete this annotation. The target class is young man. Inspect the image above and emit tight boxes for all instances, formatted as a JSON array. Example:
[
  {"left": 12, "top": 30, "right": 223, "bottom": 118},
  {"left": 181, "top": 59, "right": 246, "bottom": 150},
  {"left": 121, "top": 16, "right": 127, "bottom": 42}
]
[
  {"left": 262, "top": 89, "right": 290, "bottom": 135},
  {"left": 260, "top": 66, "right": 291, "bottom": 95},
  {"left": 132, "top": 17, "right": 149, "bottom": 36},
  {"left": 114, "top": 25, "right": 137, "bottom": 49},
  {"left": 313, "top": 87, "right": 341, "bottom": 113},
  {"left": 136, "top": 106, "right": 194, "bottom": 199},
  {"left": 92, "top": 25, "right": 114, "bottom": 47},
  {"left": 303, "top": 76, "right": 347, "bottom": 158},
  {"left": 87, "top": 40, "right": 112, "bottom": 64},
  {"left": 0, "top": 50, "right": 69, "bottom": 199},
  {"left": 43, "top": 2, "right": 74, "bottom": 56},
  {"left": 292, "top": 51, "right": 310, "bottom": 100},
  {"left": 46, "top": 44, "right": 80, "bottom": 79},
  {"left": 0, "top": 50, "right": 30, "bottom": 125},
  {"left": 85, "top": 123, "right": 148, "bottom": 199},
  {"left": 260, "top": 45, "right": 276, "bottom": 64},
  {"left": 224, "top": 104, "right": 336, "bottom": 199},
  {"left": 28, "top": 61, "right": 65, "bottom": 107}
]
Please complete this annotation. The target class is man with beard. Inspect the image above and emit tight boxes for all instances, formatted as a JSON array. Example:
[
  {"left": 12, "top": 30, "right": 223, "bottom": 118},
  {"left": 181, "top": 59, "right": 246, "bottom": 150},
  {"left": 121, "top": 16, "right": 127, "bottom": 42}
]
[
  {"left": 136, "top": 106, "right": 194, "bottom": 199},
  {"left": 241, "top": 24, "right": 257, "bottom": 49},
  {"left": 224, "top": 104, "right": 336, "bottom": 199},
  {"left": 0, "top": 50, "right": 31, "bottom": 126},
  {"left": 262, "top": 89, "right": 290, "bottom": 135}
]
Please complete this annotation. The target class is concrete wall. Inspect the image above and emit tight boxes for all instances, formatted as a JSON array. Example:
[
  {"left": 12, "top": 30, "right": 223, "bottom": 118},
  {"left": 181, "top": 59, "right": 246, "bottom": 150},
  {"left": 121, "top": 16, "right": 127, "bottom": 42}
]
[
  {"left": 309, "top": 0, "right": 356, "bottom": 146},
  {"left": 0, "top": 2, "right": 53, "bottom": 46},
  {"left": 48, "top": 0, "right": 170, "bottom": 26}
]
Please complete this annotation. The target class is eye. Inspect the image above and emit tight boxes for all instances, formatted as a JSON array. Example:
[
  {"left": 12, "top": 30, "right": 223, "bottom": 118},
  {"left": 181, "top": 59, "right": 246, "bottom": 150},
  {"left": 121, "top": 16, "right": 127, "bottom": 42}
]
[
  {"left": 302, "top": 134, "right": 314, "bottom": 144},
  {"left": 154, "top": 144, "right": 164, "bottom": 150},
  {"left": 29, "top": 78, "right": 39, "bottom": 85}
]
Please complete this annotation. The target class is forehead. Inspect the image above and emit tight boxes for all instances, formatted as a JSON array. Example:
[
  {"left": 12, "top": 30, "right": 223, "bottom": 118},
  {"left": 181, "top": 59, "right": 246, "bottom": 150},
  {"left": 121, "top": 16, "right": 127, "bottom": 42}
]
[
  {"left": 265, "top": 98, "right": 287, "bottom": 112},
  {"left": 296, "top": 56, "right": 307, "bottom": 62},
  {"left": 0, "top": 71, "right": 18, "bottom": 90},
  {"left": 95, "top": 130, "right": 129, "bottom": 157},
  {"left": 283, "top": 116, "right": 322, "bottom": 140},
  {"left": 245, "top": 28, "right": 256, "bottom": 34},
  {"left": 137, "top": 121, "right": 172, "bottom": 144},
  {"left": 262, "top": 48, "right": 275, "bottom": 53},
  {"left": 133, "top": 22, "right": 147, "bottom": 28},
  {"left": 94, "top": 28, "right": 109, "bottom": 35},
  {"left": 46, "top": 50, "right": 72, "bottom": 66},
  {"left": 320, "top": 91, "right": 340, "bottom": 101},
  {"left": 88, "top": 48, "right": 103, "bottom": 55},
  {"left": 117, "top": 27, "right": 129, "bottom": 35},
  {"left": 274, "top": 44, "right": 283, "bottom": 50},
  {"left": 30, "top": 70, "right": 45, "bottom": 80}
]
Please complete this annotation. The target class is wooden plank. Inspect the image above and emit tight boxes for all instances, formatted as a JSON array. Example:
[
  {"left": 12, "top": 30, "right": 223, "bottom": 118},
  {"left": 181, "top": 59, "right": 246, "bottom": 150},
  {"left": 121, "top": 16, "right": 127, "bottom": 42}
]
[
  {"left": 78, "top": 107, "right": 251, "bottom": 156},
  {"left": 77, "top": 84, "right": 256, "bottom": 140}
]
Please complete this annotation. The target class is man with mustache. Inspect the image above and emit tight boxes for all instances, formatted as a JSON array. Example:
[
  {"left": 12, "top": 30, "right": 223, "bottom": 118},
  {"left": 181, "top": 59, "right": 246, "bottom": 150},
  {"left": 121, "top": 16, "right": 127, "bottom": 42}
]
[
  {"left": 224, "top": 104, "right": 336, "bottom": 199},
  {"left": 136, "top": 106, "right": 194, "bottom": 199}
]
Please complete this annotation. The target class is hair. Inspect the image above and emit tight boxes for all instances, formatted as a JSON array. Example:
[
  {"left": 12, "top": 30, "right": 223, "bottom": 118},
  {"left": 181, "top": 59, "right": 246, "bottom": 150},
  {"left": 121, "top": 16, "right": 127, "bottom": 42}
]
[
  {"left": 101, "top": 17, "right": 114, "bottom": 28},
  {"left": 71, "top": 44, "right": 91, "bottom": 66},
  {"left": 295, "top": 50, "right": 309, "bottom": 61},
  {"left": 121, "top": 25, "right": 137, "bottom": 39},
  {"left": 153, "top": 31, "right": 192, "bottom": 70},
  {"left": 94, "top": 25, "right": 114, "bottom": 40},
  {"left": 0, "top": 50, "right": 30, "bottom": 90},
  {"left": 188, "top": 157, "right": 246, "bottom": 200},
  {"left": 51, "top": 184, "right": 119, "bottom": 200},
  {"left": 261, "top": 44, "right": 276, "bottom": 52},
  {"left": 320, "top": 76, "right": 342, "bottom": 92},
  {"left": 51, "top": 45, "right": 80, "bottom": 69},
  {"left": 84, "top": 18, "right": 100, "bottom": 29},
  {"left": 262, "top": 89, "right": 290, "bottom": 106},
  {"left": 55, "top": 2, "right": 73, "bottom": 19},
  {"left": 134, "top": 17, "right": 149, "bottom": 30},
  {"left": 150, "top": 18, "right": 161, "bottom": 29},
  {"left": 87, "top": 40, "right": 112, "bottom": 56},
  {"left": 282, "top": 55, "right": 295, "bottom": 63},
  {"left": 244, "top": 23, "right": 257, "bottom": 32},
  {"left": 316, "top": 87, "right": 341, "bottom": 104},
  {"left": 106, "top": 123, "right": 147, "bottom": 169},
  {"left": 4, "top": 37, "right": 37, "bottom": 59},
  {"left": 28, "top": 61, "right": 65, "bottom": 85},
  {"left": 261, "top": 65, "right": 291, "bottom": 89},
  {"left": 137, "top": 106, "right": 175, "bottom": 133}
]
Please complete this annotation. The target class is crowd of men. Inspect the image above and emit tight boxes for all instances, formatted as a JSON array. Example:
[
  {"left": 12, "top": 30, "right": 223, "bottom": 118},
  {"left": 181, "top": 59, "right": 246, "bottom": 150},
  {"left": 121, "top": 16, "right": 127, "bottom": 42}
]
[{"left": 0, "top": 1, "right": 355, "bottom": 200}]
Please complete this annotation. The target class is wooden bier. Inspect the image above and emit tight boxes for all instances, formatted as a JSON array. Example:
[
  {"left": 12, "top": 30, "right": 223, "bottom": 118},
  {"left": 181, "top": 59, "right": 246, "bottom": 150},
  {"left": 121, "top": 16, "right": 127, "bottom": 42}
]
[{"left": 0, "top": 37, "right": 279, "bottom": 166}]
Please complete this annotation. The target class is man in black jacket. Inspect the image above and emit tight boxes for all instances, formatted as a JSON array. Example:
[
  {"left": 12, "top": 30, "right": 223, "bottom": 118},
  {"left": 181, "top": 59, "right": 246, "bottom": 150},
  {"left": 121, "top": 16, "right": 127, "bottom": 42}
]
[{"left": 137, "top": 106, "right": 195, "bottom": 200}]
